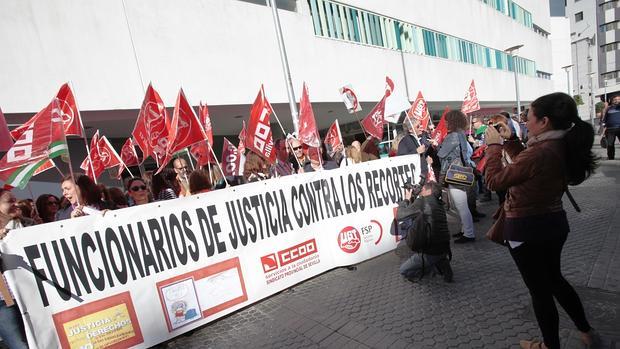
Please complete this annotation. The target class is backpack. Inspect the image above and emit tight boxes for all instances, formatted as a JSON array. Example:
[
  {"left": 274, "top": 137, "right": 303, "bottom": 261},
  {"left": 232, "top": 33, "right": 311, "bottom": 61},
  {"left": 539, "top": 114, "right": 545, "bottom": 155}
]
[{"left": 396, "top": 199, "right": 433, "bottom": 253}]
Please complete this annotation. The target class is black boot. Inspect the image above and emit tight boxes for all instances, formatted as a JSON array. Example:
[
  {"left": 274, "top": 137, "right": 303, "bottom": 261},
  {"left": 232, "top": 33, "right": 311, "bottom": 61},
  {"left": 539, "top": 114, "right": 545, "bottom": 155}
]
[{"left": 435, "top": 259, "right": 453, "bottom": 283}]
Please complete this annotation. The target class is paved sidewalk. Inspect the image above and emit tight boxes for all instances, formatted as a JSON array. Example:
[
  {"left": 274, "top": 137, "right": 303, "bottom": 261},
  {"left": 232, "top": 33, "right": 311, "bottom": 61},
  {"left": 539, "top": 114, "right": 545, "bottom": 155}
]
[{"left": 167, "top": 146, "right": 620, "bottom": 349}]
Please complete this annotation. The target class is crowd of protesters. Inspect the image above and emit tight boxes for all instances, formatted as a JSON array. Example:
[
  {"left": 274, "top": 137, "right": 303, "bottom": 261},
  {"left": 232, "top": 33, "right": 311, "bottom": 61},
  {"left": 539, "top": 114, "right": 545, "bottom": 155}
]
[{"left": 0, "top": 92, "right": 606, "bottom": 349}]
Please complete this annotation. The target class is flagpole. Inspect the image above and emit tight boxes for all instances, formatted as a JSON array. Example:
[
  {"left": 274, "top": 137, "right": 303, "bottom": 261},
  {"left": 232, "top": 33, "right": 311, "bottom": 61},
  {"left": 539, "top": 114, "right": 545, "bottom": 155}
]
[
  {"left": 54, "top": 98, "right": 81, "bottom": 206},
  {"left": 267, "top": 0, "right": 299, "bottom": 134},
  {"left": 68, "top": 81, "right": 97, "bottom": 184},
  {"left": 272, "top": 109, "right": 304, "bottom": 170},
  {"left": 353, "top": 110, "right": 368, "bottom": 138},
  {"left": 185, "top": 148, "right": 196, "bottom": 171},
  {"left": 132, "top": 137, "right": 146, "bottom": 178},
  {"left": 335, "top": 119, "right": 346, "bottom": 162}
]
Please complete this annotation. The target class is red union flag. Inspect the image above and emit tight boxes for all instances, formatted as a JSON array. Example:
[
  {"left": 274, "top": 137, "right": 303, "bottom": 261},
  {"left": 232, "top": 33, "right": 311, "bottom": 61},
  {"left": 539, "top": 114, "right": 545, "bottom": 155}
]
[
  {"left": 0, "top": 102, "right": 54, "bottom": 189},
  {"left": 80, "top": 131, "right": 105, "bottom": 180},
  {"left": 198, "top": 102, "right": 213, "bottom": 145},
  {"left": 407, "top": 91, "right": 431, "bottom": 130},
  {"left": 361, "top": 95, "right": 386, "bottom": 140},
  {"left": 11, "top": 83, "right": 85, "bottom": 140},
  {"left": 167, "top": 88, "right": 207, "bottom": 155},
  {"left": 0, "top": 107, "right": 13, "bottom": 152},
  {"left": 431, "top": 107, "right": 450, "bottom": 145},
  {"left": 190, "top": 141, "right": 215, "bottom": 166},
  {"left": 221, "top": 137, "right": 240, "bottom": 177},
  {"left": 120, "top": 138, "right": 139, "bottom": 166},
  {"left": 246, "top": 85, "right": 276, "bottom": 163},
  {"left": 132, "top": 83, "right": 170, "bottom": 166},
  {"left": 462, "top": 80, "right": 481, "bottom": 114},
  {"left": 298, "top": 83, "right": 320, "bottom": 148},
  {"left": 97, "top": 136, "right": 122, "bottom": 170},
  {"left": 385, "top": 76, "right": 395, "bottom": 97},
  {"left": 339, "top": 84, "right": 361, "bottom": 114},
  {"left": 324, "top": 120, "right": 343, "bottom": 159},
  {"left": 238, "top": 121, "right": 247, "bottom": 154}
]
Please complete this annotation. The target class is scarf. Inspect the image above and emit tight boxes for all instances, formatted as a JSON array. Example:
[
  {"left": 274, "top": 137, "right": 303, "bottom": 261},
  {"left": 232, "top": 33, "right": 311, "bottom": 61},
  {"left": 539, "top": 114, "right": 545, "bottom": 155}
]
[{"left": 526, "top": 129, "right": 568, "bottom": 147}]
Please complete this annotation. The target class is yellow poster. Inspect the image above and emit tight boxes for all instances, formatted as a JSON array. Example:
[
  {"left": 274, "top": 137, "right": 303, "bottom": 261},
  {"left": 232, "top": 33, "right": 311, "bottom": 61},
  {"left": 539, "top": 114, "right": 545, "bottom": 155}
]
[{"left": 62, "top": 304, "right": 135, "bottom": 349}]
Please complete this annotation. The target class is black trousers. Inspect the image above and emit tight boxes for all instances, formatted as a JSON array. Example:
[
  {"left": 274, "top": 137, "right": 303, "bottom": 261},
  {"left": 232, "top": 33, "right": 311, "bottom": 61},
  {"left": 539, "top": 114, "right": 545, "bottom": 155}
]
[
  {"left": 509, "top": 234, "right": 591, "bottom": 349},
  {"left": 605, "top": 127, "right": 620, "bottom": 160}
]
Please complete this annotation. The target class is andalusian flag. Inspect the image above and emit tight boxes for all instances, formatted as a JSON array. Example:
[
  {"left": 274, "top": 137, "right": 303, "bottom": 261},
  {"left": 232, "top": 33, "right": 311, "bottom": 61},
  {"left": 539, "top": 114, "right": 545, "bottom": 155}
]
[{"left": 0, "top": 99, "right": 68, "bottom": 189}]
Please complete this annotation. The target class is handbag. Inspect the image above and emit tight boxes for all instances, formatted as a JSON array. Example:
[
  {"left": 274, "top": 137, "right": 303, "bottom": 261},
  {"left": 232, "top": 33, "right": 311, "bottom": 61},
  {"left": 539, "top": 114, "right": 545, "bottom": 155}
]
[
  {"left": 444, "top": 142, "right": 474, "bottom": 187},
  {"left": 486, "top": 205, "right": 507, "bottom": 245},
  {"left": 600, "top": 128, "right": 608, "bottom": 148}
]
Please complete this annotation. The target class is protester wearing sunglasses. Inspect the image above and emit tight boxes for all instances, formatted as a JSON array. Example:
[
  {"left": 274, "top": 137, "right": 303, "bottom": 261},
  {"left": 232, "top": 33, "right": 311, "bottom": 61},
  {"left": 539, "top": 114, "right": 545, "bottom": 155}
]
[
  {"left": 126, "top": 178, "right": 151, "bottom": 206},
  {"left": 35, "top": 194, "right": 60, "bottom": 224}
]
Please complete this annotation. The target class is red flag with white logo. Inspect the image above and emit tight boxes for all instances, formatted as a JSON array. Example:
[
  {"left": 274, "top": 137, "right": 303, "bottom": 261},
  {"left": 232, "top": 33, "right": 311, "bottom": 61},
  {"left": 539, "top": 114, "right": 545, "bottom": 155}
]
[
  {"left": 324, "top": 120, "right": 343, "bottom": 159},
  {"left": 361, "top": 95, "right": 387, "bottom": 140},
  {"left": 80, "top": 131, "right": 105, "bottom": 180},
  {"left": 117, "top": 138, "right": 139, "bottom": 179},
  {"left": 11, "top": 83, "right": 85, "bottom": 140},
  {"left": 132, "top": 83, "right": 170, "bottom": 166},
  {"left": 238, "top": 121, "right": 247, "bottom": 154},
  {"left": 339, "top": 84, "right": 361, "bottom": 114},
  {"left": 221, "top": 137, "right": 240, "bottom": 177},
  {"left": 120, "top": 138, "right": 139, "bottom": 166},
  {"left": 97, "top": 136, "right": 122, "bottom": 170},
  {"left": 190, "top": 141, "right": 216, "bottom": 166},
  {"left": 462, "top": 80, "right": 481, "bottom": 114},
  {"left": 431, "top": 107, "right": 450, "bottom": 145},
  {"left": 0, "top": 107, "right": 13, "bottom": 152},
  {"left": 385, "top": 76, "right": 395, "bottom": 97},
  {"left": 406, "top": 91, "right": 431, "bottom": 130},
  {"left": 167, "top": 89, "right": 208, "bottom": 155},
  {"left": 298, "top": 83, "right": 321, "bottom": 148},
  {"left": 0, "top": 102, "right": 54, "bottom": 189},
  {"left": 198, "top": 102, "right": 213, "bottom": 145},
  {"left": 246, "top": 85, "right": 276, "bottom": 164}
]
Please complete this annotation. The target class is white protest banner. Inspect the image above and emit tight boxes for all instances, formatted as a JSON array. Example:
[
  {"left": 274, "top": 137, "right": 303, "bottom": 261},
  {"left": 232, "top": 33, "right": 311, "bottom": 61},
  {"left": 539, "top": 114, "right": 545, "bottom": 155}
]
[{"left": 0, "top": 155, "right": 421, "bottom": 349}]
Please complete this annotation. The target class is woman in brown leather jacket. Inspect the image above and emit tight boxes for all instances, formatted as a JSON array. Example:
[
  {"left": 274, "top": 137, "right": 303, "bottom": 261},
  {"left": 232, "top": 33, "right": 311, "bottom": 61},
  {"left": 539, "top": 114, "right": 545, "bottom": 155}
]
[{"left": 484, "top": 93, "right": 598, "bottom": 349}]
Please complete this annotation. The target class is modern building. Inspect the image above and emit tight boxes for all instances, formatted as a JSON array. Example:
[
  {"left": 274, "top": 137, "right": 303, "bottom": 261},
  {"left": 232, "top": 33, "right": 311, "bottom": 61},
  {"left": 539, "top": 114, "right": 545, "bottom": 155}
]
[
  {"left": 549, "top": 0, "right": 573, "bottom": 94},
  {"left": 565, "top": 0, "right": 620, "bottom": 121},
  {"left": 0, "top": 0, "right": 554, "bottom": 195}
]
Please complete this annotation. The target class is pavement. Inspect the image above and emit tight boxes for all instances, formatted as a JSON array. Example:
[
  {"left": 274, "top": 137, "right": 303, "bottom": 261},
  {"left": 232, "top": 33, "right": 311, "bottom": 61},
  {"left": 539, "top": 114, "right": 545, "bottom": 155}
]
[{"left": 166, "top": 142, "right": 620, "bottom": 349}]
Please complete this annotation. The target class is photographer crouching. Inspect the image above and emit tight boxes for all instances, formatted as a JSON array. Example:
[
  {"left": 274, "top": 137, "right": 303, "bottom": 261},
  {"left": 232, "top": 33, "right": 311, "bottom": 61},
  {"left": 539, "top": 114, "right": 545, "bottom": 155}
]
[{"left": 396, "top": 181, "right": 453, "bottom": 282}]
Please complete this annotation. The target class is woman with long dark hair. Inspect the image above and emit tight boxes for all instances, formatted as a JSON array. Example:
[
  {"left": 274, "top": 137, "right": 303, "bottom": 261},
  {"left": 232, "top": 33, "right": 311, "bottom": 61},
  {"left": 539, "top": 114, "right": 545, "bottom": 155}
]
[
  {"left": 484, "top": 92, "right": 598, "bottom": 349},
  {"left": 151, "top": 168, "right": 179, "bottom": 201}
]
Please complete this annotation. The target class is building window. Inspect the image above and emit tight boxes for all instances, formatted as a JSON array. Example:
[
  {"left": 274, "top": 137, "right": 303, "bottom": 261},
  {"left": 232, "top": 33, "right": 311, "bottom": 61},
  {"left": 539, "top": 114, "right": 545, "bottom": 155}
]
[
  {"left": 575, "top": 12, "right": 584, "bottom": 22},
  {"left": 602, "top": 70, "right": 619, "bottom": 80},
  {"left": 536, "top": 71, "right": 552, "bottom": 80},
  {"left": 307, "top": 0, "right": 539, "bottom": 77},
  {"left": 600, "top": 20, "right": 620, "bottom": 32},
  {"left": 602, "top": 41, "right": 619, "bottom": 52},
  {"left": 600, "top": 1, "right": 619, "bottom": 11}
]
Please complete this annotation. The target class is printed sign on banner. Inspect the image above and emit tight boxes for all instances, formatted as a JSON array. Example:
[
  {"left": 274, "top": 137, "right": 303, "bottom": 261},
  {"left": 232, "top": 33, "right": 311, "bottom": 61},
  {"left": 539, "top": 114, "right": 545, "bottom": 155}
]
[{"left": 0, "top": 155, "right": 421, "bottom": 348}]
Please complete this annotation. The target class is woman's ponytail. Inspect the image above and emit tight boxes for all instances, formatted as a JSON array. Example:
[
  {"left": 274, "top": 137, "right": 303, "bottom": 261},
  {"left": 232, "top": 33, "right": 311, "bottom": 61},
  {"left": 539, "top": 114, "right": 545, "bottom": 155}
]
[
  {"left": 564, "top": 118, "right": 598, "bottom": 185},
  {"left": 530, "top": 92, "right": 599, "bottom": 186}
]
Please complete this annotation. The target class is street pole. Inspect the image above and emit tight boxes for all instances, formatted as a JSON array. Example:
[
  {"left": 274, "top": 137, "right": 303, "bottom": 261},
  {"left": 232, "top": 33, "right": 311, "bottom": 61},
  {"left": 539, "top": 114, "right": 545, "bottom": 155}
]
[
  {"left": 562, "top": 65, "right": 573, "bottom": 95},
  {"left": 512, "top": 53, "right": 521, "bottom": 117},
  {"left": 505, "top": 45, "right": 524, "bottom": 118},
  {"left": 268, "top": 0, "right": 299, "bottom": 135}
]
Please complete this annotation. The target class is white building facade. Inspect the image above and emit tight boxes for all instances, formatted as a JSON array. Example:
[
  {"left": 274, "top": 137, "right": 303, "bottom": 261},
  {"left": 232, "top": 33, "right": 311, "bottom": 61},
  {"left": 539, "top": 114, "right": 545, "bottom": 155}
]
[{"left": 0, "top": 0, "right": 555, "bottom": 196}]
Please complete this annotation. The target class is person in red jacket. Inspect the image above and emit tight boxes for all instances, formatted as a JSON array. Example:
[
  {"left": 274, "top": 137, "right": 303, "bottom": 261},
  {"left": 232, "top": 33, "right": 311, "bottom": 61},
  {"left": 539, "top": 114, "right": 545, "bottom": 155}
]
[{"left": 484, "top": 92, "right": 598, "bottom": 349}]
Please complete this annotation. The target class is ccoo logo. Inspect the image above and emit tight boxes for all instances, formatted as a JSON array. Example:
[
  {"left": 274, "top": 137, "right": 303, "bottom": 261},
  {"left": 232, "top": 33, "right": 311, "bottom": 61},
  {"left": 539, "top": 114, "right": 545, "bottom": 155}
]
[{"left": 337, "top": 226, "right": 361, "bottom": 253}]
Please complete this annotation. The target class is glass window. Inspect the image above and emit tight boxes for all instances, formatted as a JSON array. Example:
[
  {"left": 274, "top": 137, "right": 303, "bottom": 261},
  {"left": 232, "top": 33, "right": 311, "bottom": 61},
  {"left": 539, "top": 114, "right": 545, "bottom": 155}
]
[{"left": 575, "top": 12, "right": 583, "bottom": 22}]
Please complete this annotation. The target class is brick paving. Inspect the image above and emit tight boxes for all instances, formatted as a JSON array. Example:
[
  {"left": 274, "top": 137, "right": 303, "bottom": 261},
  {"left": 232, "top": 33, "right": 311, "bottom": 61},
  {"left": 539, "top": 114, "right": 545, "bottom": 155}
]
[{"left": 164, "top": 144, "right": 620, "bottom": 349}]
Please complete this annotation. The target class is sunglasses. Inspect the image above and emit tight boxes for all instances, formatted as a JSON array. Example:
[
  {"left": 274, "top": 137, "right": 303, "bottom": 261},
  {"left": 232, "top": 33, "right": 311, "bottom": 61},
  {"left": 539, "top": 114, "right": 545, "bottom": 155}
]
[
  {"left": 130, "top": 185, "right": 147, "bottom": 192},
  {"left": 292, "top": 146, "right": 303, "bottom": 151},
  {"left": 47, "top": 201, "right": 59, "bottom": 206}
]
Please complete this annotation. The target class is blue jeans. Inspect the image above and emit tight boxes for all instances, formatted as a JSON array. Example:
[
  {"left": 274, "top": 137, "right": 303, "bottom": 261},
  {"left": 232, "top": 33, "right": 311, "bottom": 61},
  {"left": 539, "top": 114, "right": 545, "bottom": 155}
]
[
  {"left": 399, "top": 253, "right": 446, "bottom": 279},
  {"left": 0, "top": 301, "right": 28, "bottom": 349}
]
